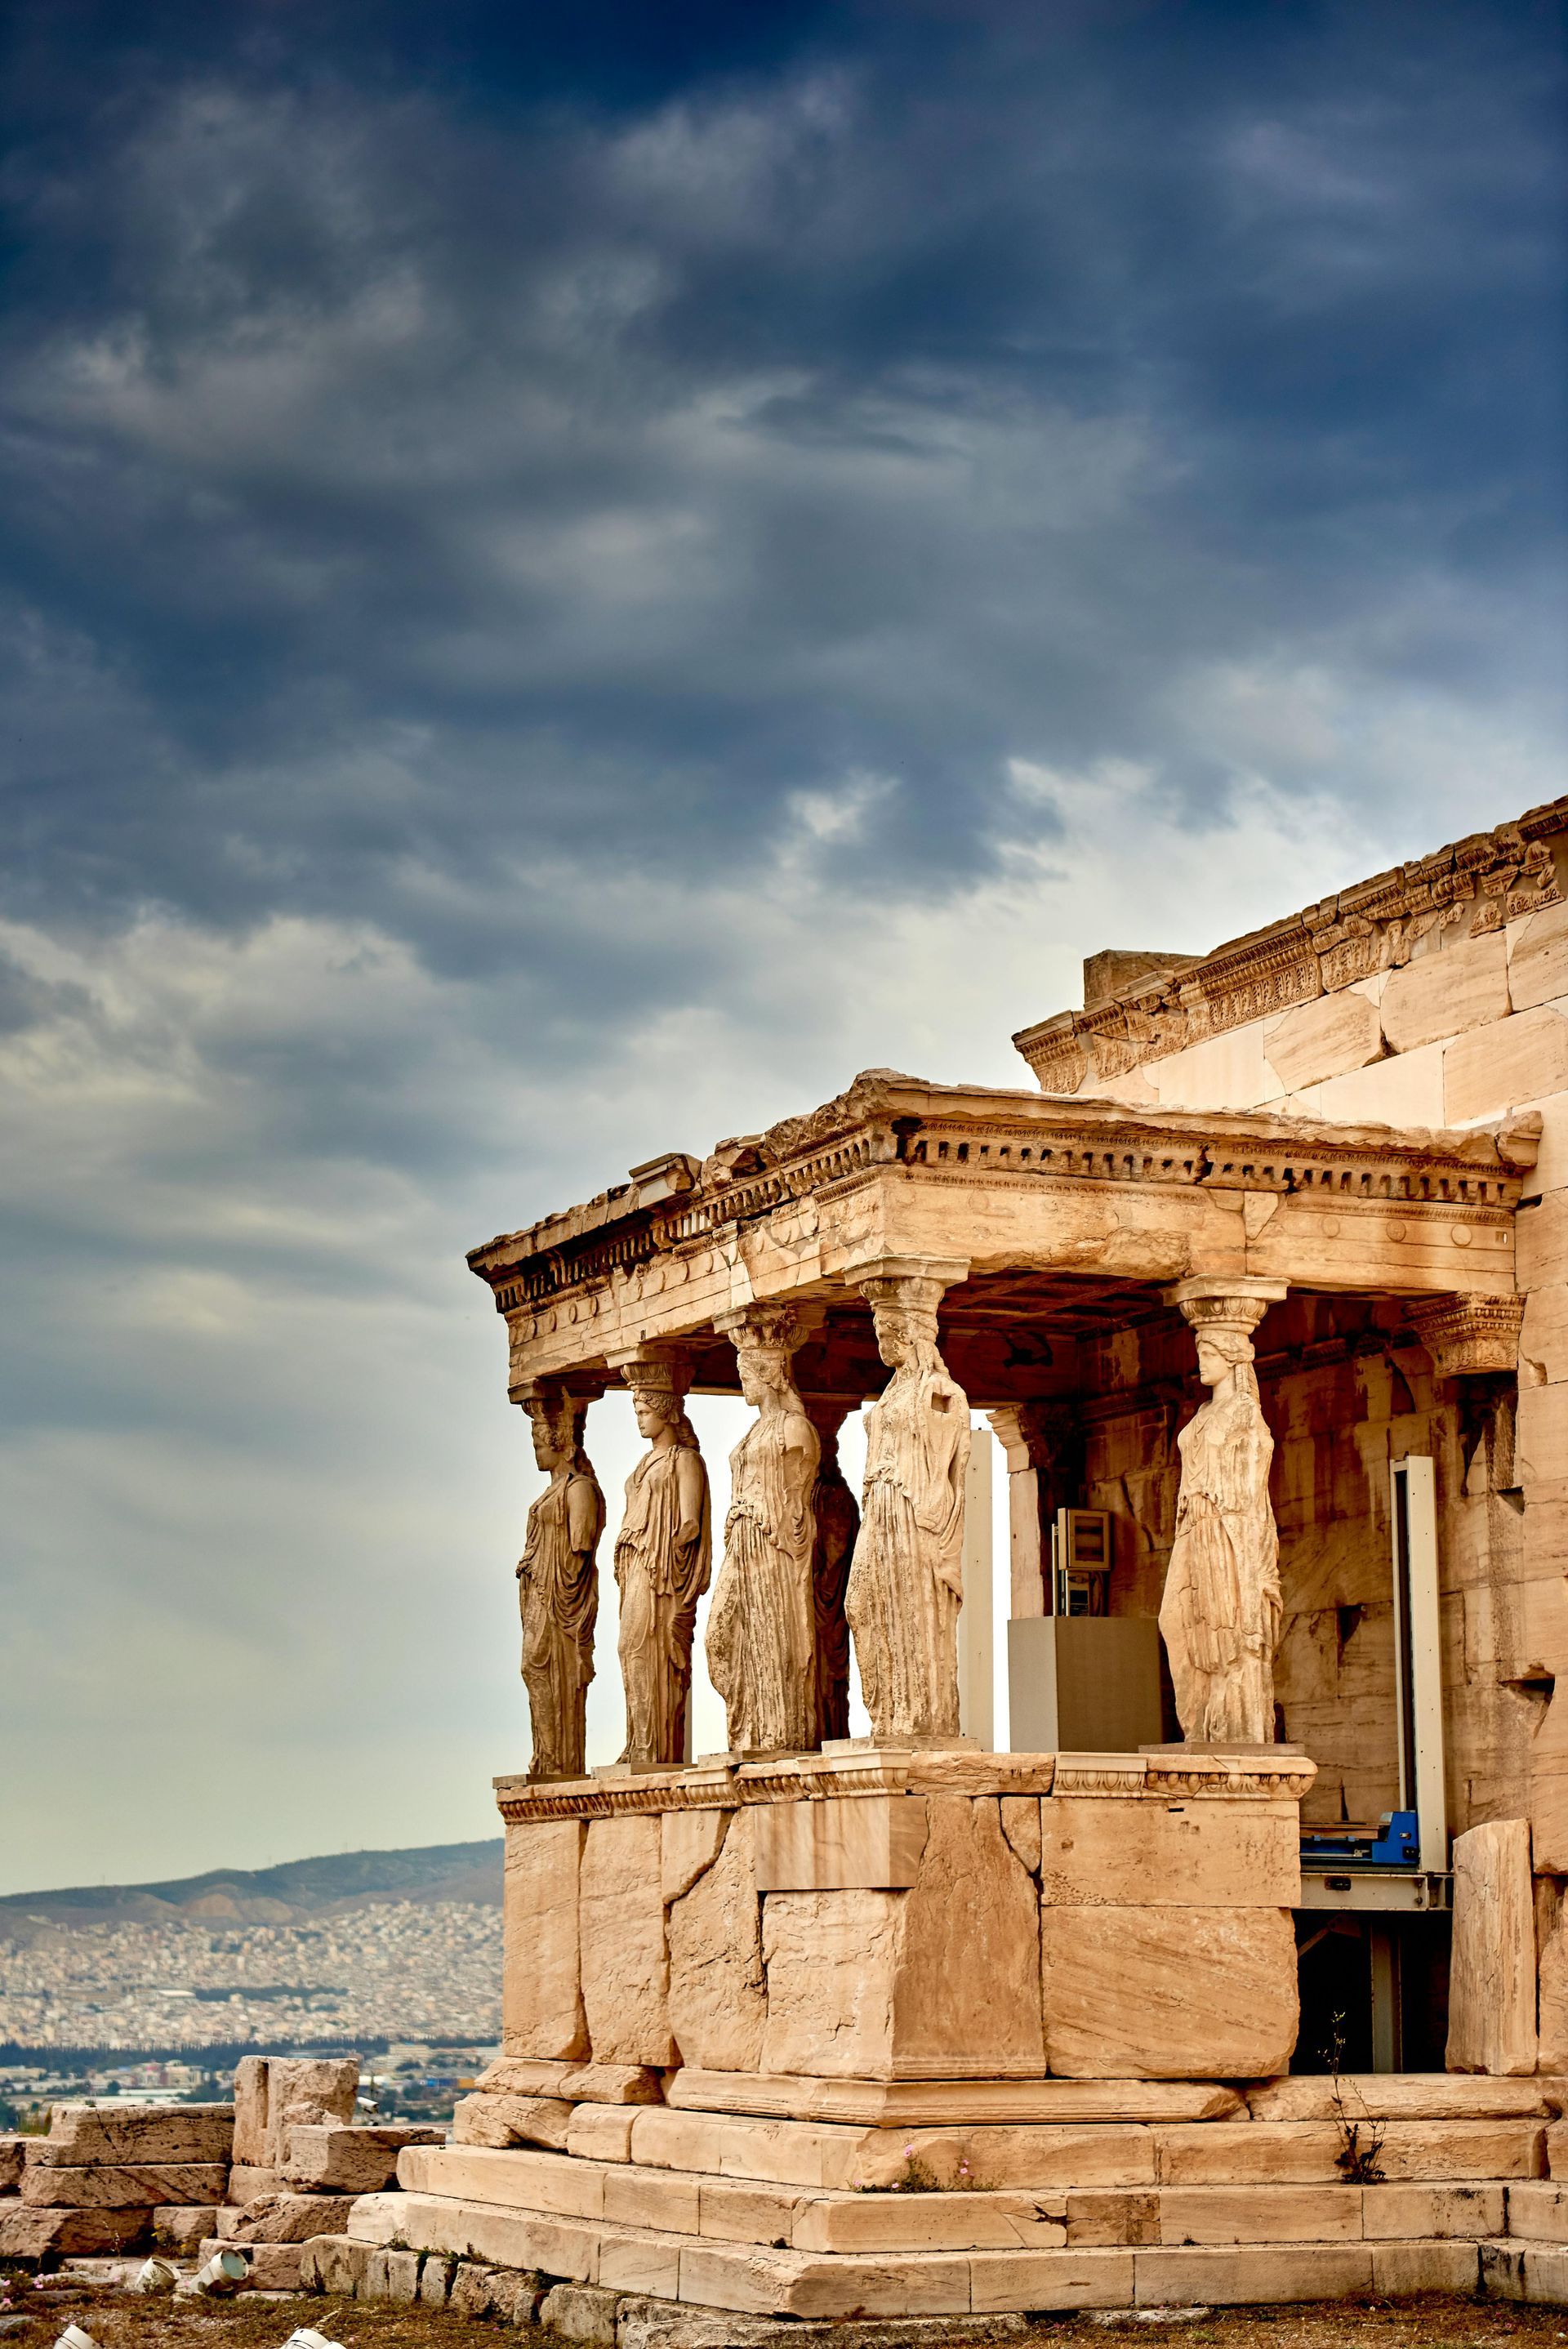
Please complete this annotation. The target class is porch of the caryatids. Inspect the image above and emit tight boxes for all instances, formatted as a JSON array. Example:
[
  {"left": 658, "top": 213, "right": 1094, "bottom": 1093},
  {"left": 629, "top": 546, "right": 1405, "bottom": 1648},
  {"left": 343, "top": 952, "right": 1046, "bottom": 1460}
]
[
  {"left": 844, "top": 1255, "right": 973, "bottom": 1742},
  {"left": 611, "top": 1352, "right": 711, "bottom": 1769},
  {"left": 1158, "top": 1277, "right": 1288, "bottom": 1746},
  {"left": 517, "top": 1380, "right": 605, "bottom": 1781},
  {"left": 804, "top": 1397, "right": 859, "bottom": 1744},
  {"left": 706, "top": 1304, "right": 820, "bottom": 1754}
]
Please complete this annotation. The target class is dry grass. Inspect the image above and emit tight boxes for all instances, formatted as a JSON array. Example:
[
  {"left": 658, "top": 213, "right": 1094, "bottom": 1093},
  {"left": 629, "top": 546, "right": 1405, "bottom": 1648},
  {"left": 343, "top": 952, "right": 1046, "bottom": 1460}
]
[{"left": 1, "top": 2290, "right": 1565, "bottom": 2349}]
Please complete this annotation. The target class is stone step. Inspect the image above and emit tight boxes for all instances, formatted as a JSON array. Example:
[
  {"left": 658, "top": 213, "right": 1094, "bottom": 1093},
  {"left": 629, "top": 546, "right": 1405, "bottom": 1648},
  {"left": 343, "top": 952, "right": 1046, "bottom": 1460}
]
[
  {"left": 1248, "top": 2075, "right": 1567, "bottom": 2123},
  {"left": 663, "top": 2072, "right": 1245, "bottom": 2127},
  {"left": 366, "top": 2195, "right": 1495, "bottom": 2316},
  {"left": 1484, "top": 2239, "right": 1568, "bottom": 2303},
  {"left": 395, "top": 2146, "right": 1517, "bottom": 2254}
]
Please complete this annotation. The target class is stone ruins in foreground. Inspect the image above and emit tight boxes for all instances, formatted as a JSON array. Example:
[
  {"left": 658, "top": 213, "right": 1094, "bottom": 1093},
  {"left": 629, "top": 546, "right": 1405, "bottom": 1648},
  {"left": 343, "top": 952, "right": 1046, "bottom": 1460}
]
[{"left": 33, "top": 796, "right": 1568, "bottom": 2328}]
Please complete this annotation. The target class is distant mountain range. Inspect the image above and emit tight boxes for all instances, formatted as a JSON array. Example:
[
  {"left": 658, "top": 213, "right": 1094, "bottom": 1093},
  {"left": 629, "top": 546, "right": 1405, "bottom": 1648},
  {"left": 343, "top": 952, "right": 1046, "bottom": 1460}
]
[{"left": 0, "top": 1840, "right": 503, "bottom": 1933}]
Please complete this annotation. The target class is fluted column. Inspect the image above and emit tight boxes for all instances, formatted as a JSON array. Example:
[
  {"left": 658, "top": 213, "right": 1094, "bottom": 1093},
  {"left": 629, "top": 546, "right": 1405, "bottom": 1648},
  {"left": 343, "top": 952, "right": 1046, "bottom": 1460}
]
[{"left": 1160, "top": 1277, "right": 1286, "bottom": 1746}]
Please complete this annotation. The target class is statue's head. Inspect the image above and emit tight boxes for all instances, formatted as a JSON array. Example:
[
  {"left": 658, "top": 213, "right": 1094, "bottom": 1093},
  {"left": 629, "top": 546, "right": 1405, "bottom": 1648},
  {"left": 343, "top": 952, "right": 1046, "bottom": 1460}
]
[
  {"left": 870, "top": 1299, "right": 940, "bottom": 1371},
  {"left": 728, "top": 1305, "right": 802, "bottom": 1411},
  {"left": 626, "top": 1364, "right": 682, "bottom": 1440},
  {"left": 526, "top": 1391, "right": 577, "bottom": 1470}
]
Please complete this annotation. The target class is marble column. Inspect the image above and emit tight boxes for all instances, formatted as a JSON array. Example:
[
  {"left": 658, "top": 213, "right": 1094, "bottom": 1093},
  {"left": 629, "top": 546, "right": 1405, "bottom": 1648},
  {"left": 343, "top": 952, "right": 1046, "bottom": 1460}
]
[
  {"left": 987, "top": 1400, "right": 1081, "bottom": 1619},
  {"left": 706, "top": 1304, "right": 820, "bottom": 1754},
  {"left": 844, "top": 1255, "right": 972, "bottom": 1742},
  {"left": 1159, "top": 1277, "right": 1287, "bottom": 1746},
  {"left": 611, "top": 1353, "right": 711, "bottom": 1768},
  {"left": 516, "top": 1380, "right": 605, "bottom": 1781}
]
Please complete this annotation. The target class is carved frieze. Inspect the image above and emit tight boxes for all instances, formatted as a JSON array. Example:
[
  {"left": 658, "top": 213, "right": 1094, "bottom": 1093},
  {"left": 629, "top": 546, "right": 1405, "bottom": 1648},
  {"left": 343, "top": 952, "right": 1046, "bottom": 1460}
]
[{"left": 1407, "top": 1293, "right": 1527, "bottom": 1378}]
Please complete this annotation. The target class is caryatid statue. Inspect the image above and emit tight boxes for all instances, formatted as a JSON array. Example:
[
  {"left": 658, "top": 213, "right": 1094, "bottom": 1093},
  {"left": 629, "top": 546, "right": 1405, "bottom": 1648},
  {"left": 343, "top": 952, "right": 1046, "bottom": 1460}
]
[
  {"left": 613, "top": 1357, "right": 711, "bottom": 1768},
  {"left": 844, "top": 1266, "right": 971, "bottom": 1741},
  {"left": 1159, "top": 1282, "right": 1285, "bottom": 1745},
  {"left": 706, "top": 1306, "right": 820, "bottom": 1754},
  {"left": 804, "top": 1397, "right": 859, "bottom": 1745},
  {"left": 517, "top": 1385, "right": 605, "bottom": 1780}
]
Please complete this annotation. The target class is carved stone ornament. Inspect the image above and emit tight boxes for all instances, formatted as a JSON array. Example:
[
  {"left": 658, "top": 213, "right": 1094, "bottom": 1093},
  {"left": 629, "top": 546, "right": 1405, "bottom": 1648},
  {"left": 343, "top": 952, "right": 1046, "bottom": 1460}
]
[
  {"left": 844, "top": 1267, "right": 972, "bottom": 1741},
  {"left": 706, "top": 1306, "right": 821, "bottom": 1754},
  {"left": 517, "top": 1386, "right": 605, "bottom": 1781},
  {"left": 1408, "top": 1292, "right": 1526, "bottom": 1379},
  {"left": 1159, "top": 1281, "right": 1285, "bottom": 1747},
  {"left": 612, "top": 1357, "right": 711, "bottom": 1768},
  {"left": 804, "top": 1398, "right": 860, "bottom": 1745}
]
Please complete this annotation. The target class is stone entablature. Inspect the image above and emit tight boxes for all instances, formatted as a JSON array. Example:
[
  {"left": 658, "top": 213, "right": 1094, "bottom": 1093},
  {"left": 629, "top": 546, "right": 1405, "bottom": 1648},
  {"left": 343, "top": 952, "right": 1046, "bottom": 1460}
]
[
  {"left": 468, "top": 1075, "right": 1524, "bottom": 1397},
  {"left": 1013, "top": 799, "right": 1567, "bottom": 1094}
]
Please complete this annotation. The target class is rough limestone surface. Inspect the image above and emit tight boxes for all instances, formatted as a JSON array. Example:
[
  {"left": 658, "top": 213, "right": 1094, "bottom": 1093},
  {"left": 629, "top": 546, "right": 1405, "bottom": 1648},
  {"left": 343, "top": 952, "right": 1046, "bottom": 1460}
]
[
  {"left": 505, "top": 1818, "right": 590, "bottom": 2061},
  {"left": 1000, "top": 1797, "right": 1042, "bottom": 1880},
  {"left": 1040, "top": 1905, "right": 1298, "bottom": 2078},
  {"left": 451, "top": 2093, "right": 575, "bottom": 2151},
  {"left": 0, "top": 2139, "right": 24, "bottom": 2192},
  {"left": 37, "top": 2105, "right": 234, "bottom": 2166},
  {"left": 226, "top": 2164, "right": 282, "bottom": 2203},
  {"left": 234, "top": 2055, "right": 358, "bottom": 2168},
  {"left": 0, "top": 2205, "right": 149, "bottom": 2259},
  {"left": 541, "top": 2281, "right": 621, "bottom": 2347},
  {"left": 579, "top": 1813, "right": 675, "bottom": 2066},
  {"left": 478, "top": 2057, "right": 664, "bottom": 2104},
  {"left": 890, "top": 1796, "right": 1044, "bottom": 2076},
  {"left": 301, "top": 2235, "right": 371, "bottom": 2296},
  {"left": 761, "top": 1890, "right": 905, "bottom": 2079},
  {"left": 667, "top": 1807, "right": 767, "bottom": 2070},
  {"left": 22, "top": 2161, "right": 229, "bottom": 2209},
  {"left": 1037, "top": 1796, "right": 1298, "bottom": 1907},
  {"left": 282, "top": 2121, "right": 444, "bottom": 2191},
  {"left": 233, "top": 2056, "right": 270, "bottom": 2166},
  {"left": 760, "top": 1799, "right": 1045, "bottom": 2079},
  {"left": 217, "top": 2191, "right": 358, "bottom": 2243},
  {"left": 1448, "top": 1818, "right": 1538, "bottom": 2075},
  {"left": 152, "top": 2205, "right": 219, "bottom": 2251},
  {"left": 662, "top": 1807, "right": 729, "bottom": 1905}
]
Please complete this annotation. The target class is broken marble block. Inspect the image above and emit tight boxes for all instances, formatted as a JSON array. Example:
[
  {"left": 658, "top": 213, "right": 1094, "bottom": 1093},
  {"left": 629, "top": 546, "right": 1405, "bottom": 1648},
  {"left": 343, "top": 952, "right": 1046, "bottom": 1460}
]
[
  {"left": 234, "top": 2054, "right": 359, "bottom": 2168},
  {"left": 216, "top": 2191, "right": 358, "bottom": 2244},
  {"left": 38, "top": 2103, "right": 234, "bottom": 2166},
  {"left": 280, "top": 2121, "right": 446, "bottom": 2193}
]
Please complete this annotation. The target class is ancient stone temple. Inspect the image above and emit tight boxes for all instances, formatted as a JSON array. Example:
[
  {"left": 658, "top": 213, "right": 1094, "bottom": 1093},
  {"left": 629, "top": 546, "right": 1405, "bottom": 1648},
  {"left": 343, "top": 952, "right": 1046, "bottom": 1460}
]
[{"left": 381, "top": 797, "right": 1568, "bottom": 2316}]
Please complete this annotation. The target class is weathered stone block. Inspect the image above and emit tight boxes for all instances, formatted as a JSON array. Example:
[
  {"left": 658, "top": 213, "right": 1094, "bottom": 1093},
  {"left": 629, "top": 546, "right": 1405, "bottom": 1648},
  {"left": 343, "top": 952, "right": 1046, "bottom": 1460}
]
[
  {"left": 448, "top": 2262, "right": 501, "bottom": 2318},
  {"left": 151, "top": 2204, "right": 218, "bottom": 2250},
  {"left": 1265, "top": 990, "right": 1383, "bottom": 1091},
  {"left": 1000, "top": 1796, "right": 1041, "bottom": 1878},
  {"left": 1448, "top": 1818, "right": 1538, "bottom": 2075},
  {"left": 365, "top": 2244, "right": 423, "bottom": 2302},
  {"left": 1040, "top": 1905, "right": 1297, "bottom": 2078},
  {"left": 1370, "top": 2241, "right": 1481, "bottom": 2295},
  {"left": 541, "top": 2280, "right": 621, "bottom": 2345},
  {"left": 1154, "top": 2117, "right": 1544, "bottom": 2182},
  {"left": 506, "top": 1816, "right": 590, "bottom": 2060},
  {"left": 399, "top": 2140, "right": 606, "bottom": 2217},
  {"left": 1037, "top": 1796, "right": 1298, "bottom": 1906},
  {"left": 751, "top": 1796, "right": 928, "bottom": 1890},
  {"left": 1381, "top": 931, "right": 1508, "bottom": 1054},
  {"left": 219, "top": 2191, "right": 358, "bottom": 2243},
  {"left": 478, "top": 2055, "right": 664, "bottom": 2103},
  {"left": 451, "top": 2092, "right": 575, "bottom": 2151},
  {"left": 39, "top": 2104, "right": 234, "bottom": 2166},
  {"left": 1510, "top": 901, "right": 1568, "bottom": 1014},
  {"left": 564, "top": 2104, "right": 637, "bottom": 2161},
  {"left": 1133, "top": 2242, "right": 1374, "bottom": 2304},
  {"left": 1154, "top": 2183, "right": 1361, "bottom": 2242},
  {"left": 248, "top": 2241, "right": 305, "bottom": 2290},
  {"left": 1446, "top": 1007, "right": 1568, "bottom": 1124},
  {"left": 662, "top": 1809, "right": 728, "bottom": 1904},
  {"left": 299, "top": 2234, "right": 369, "bottom": 2296},
  {"left": 761, "top": 1797, "right": 1044, "bottom": 2079},
  {"left": 418, "top": 2252, "right": 457, "bottom": 2306},
  {"left": 596, "top": 2228, "right": 682, "bottom": 2296},
  {"left": 282, "top": 2121, "right": 444, "bottom": 2191},
  {"left": 580, "top": 1814, "right": 675, "bottom": 2066},
  {"left": 667, "top": 1808, "right": 766, "bottom": 2070},
  {"left": 21, "top": 2161, "right": 229, "bottom": 2208},
  {"left": 0, "top": 2204, "right": 149, "bottom": 2259},
  {"left": 1245, "top": 2075, "right": 1554, "bottom": 2120},
  {"left": 0, "top": 2137, "right": 23, "bottom": 2191},
  {"left": 968, "top": 2247, "right": 1135, "bottom": 2311}
]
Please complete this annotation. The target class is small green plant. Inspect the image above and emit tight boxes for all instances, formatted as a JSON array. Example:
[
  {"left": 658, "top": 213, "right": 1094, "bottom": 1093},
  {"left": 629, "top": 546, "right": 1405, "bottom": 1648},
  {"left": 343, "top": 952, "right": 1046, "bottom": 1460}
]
[{"left": 855, "top": 2143, "right": 992, "bottom": 2193}]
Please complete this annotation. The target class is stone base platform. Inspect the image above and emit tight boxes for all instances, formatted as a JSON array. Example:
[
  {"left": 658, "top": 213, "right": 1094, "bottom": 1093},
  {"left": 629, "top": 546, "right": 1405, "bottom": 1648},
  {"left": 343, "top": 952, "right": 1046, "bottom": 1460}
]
[{"left": 317, "top": 2077, "right": 1568, "bottom": 2320}]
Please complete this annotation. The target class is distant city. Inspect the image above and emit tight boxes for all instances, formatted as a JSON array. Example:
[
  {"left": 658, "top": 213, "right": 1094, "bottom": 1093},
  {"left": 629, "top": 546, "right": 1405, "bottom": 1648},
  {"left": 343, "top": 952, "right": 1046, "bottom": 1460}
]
[{"left": 0, "top": 1839, "right": 504, "bottom": 2120}]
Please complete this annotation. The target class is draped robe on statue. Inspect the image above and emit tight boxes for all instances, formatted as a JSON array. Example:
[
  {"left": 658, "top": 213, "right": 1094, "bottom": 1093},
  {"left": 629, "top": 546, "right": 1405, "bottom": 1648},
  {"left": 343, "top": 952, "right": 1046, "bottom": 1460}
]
[
  {"left": 845, "top": 1357, "right": 969, "bottom": 1740},
  {"left": 1159, "top": 1368, "right": 1281, "bottom": 1744},
  {"left": 615, "top": 1434, "right": 711, "bottom": 1767},
  {"left": 707, "top": 1406, "right": 819, "bottom": 1752},
  {"left": 519, "top": 1465, "right": 603, "bottom": 1779}
]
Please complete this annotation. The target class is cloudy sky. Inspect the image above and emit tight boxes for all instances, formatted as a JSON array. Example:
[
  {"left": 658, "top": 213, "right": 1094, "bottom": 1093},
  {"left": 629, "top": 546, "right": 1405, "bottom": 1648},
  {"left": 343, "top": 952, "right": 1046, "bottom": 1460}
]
[{"left": 2, "top": 0, "right": 1563, "bottom": 1892}]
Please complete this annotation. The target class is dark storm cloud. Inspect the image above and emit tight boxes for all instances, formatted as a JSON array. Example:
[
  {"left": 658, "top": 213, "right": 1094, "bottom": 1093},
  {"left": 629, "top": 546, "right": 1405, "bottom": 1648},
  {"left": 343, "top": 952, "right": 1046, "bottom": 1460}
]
[
  {"left": 1, "top": 0, "right": 1564, "bottom": 1889},
  {"left": 1, "top": 0, "right": 1561, "bottom": 965}
]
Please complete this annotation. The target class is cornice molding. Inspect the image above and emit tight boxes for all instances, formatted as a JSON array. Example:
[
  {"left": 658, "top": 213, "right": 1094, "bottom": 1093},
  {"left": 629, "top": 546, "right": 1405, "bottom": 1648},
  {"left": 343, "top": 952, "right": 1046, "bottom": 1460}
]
[{"left": 1013, "top": 800, "right": 1567, "bottom": 1092}]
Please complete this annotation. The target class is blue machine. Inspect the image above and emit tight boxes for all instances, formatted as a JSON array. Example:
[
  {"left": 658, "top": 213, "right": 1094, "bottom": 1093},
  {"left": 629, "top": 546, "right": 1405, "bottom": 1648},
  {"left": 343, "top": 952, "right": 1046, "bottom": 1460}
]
[{"left": 1300, "top": 1809, "right": 1419, "bottom": 1870}]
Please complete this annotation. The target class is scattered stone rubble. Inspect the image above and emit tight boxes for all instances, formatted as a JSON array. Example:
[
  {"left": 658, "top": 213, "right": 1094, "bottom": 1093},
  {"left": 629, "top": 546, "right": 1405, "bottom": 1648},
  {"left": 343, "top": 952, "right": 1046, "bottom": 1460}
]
[{"left": 0, "top": 2053, "right": 439, "bottom": 2290}]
